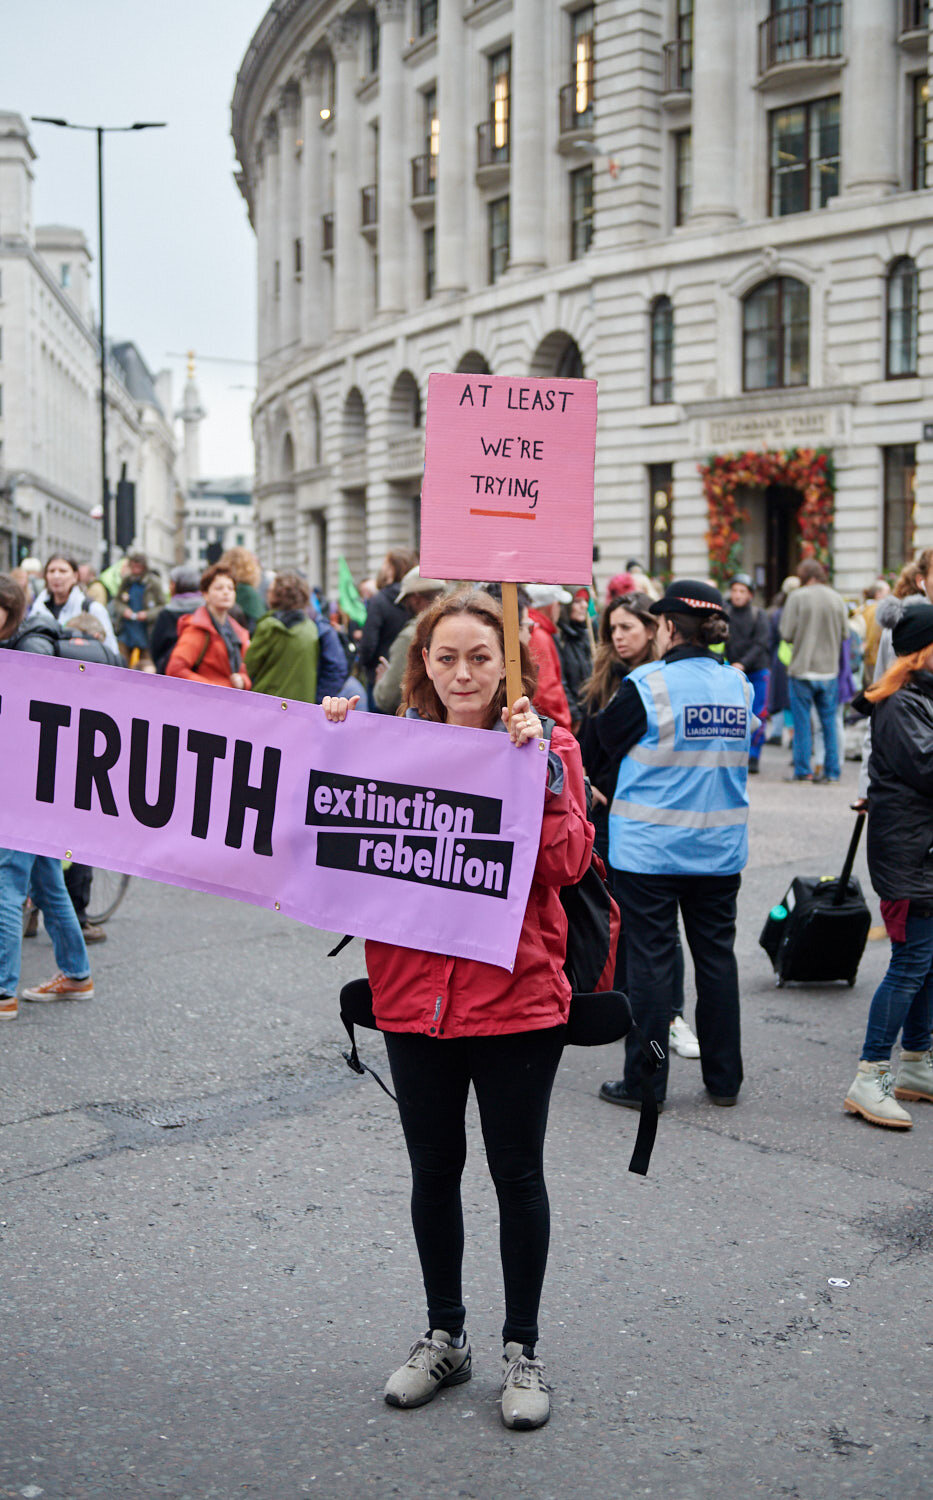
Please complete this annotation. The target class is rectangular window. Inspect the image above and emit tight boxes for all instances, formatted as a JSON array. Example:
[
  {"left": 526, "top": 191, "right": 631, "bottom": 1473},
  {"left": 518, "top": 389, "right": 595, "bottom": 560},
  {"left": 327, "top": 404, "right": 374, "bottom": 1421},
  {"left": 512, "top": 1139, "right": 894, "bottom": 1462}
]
[
  {"left": 273, "top": 260, "right": 281, "bottom": 297},
  {"left": 419, "top": 1, "right": 438, "bottom": 37},
  {"left": 674, "top": 129, "right": 692, "bottom": 225},
  {"left": 571, "top": 6, "right": 595, "bottom": 123},
  {"left": 913, "top": 74, "right": 929, "bottom": 190},
  {"left": 488, "top": 196, "right": 510, "bottom": 284},
  {"left": 570, "top": 166, "right": 594, "bottom": 259},
  {"left": 60, "top": 263, "right": 71, "bottom": 288},
  {"left": 489, "top": 47, "right": 511, "bottom": 156},
  {"left": 677, "top": 0, "right": 694, "bottom": 90},
  {"left": 368, "top": 9, "right": 380, "bottom": 73},
  {"left": 424, "top": 225, "right": 436, "bottom": 300},
  {"left": 425, "top": 86, "right": 439, "bottom": 187},
  {"left": 0, "top": 327, "right": 3, "bottom": 361},
  {"left": 648, "top": 464, "right": 674, "bottom": 577},
  {"left": 294, "top": 237, "right": 303, "bottom": 276},
  {"left": 883, "top": 445, "right": 917, "bottom": 572},
  {"left": 769, "top": 96, "right": 839, "bottom": 216}
]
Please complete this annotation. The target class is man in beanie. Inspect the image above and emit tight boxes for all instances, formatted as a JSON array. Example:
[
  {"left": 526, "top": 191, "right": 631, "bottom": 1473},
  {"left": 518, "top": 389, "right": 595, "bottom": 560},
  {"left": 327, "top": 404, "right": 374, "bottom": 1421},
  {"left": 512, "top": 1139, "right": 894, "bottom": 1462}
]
[
  {"left": 595, "top": 580, "right": 754, "bottom": 1112},
  {"left": 150, "top": 564, "right": 204, "bottom": 674},
  {"left": 525, "top": 583, "right": 573, "bottom": 729}
]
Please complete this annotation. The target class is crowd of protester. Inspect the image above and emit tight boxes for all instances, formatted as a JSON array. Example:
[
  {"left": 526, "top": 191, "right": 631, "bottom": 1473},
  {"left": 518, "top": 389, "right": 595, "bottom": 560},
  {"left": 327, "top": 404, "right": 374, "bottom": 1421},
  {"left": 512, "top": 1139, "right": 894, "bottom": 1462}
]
[{"left": 2, "top": 538, "right": 931, "bottom": 1429}]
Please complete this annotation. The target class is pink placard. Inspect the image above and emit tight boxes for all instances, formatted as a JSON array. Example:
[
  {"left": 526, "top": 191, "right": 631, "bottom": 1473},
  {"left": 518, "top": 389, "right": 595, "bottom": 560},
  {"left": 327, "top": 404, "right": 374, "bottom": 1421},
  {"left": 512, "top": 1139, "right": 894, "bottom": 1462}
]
[
  {"left": 419, "top": 371, "right": 597, "bottom": 585},
  {"left": 0, "top": 652, "right": 549, "bottom": 971}
]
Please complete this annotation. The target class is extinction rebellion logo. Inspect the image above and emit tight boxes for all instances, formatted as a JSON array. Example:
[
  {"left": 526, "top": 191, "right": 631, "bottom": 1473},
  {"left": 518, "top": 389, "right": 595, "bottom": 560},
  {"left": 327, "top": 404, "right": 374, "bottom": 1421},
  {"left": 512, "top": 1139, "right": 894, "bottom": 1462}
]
[
  {"left": 307, "top": 771, "right": 513, "bottom": 899},
  {"left": 683, "top": 705, "right": 747, "bottom": 740}
]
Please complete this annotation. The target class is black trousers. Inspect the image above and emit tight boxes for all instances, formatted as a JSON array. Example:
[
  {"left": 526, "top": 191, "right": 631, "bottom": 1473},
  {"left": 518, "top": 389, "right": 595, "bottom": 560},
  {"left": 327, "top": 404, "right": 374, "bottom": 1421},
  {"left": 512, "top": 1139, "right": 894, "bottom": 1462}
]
[
  {"left": 63, "top": 862, "right": 92, "bottom": 924},
  {"left": 613, "top": 870, "right": 743, "bottom": 1102},
  {"left": 383, "top": 1026, "right": 564, "bottom": 1348}
]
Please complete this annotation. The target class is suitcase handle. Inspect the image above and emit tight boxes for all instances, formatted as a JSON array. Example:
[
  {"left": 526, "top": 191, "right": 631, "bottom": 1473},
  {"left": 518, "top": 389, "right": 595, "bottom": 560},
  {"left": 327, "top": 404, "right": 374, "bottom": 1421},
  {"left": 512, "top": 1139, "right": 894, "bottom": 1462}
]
[{"left": 833, "top": 810, "right": 867, "bottom": 907}]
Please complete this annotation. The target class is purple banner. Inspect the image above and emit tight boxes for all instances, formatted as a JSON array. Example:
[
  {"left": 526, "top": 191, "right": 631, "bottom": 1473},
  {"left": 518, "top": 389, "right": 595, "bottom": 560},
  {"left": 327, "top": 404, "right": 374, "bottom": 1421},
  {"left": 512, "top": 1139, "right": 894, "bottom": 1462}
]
[{"left": 0, "top": 653, "right": 548, "bottom": 970}]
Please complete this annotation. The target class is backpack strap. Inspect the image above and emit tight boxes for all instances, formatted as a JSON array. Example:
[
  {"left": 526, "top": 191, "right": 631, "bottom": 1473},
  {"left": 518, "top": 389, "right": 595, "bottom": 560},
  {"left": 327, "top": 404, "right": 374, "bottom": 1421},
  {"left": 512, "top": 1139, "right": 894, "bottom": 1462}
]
[
  {"left": 627, "top": 1023, "right": 666, "bottom": 1177},
  {"left": 192, "top": 630, "right": 211, "bottom": 672},
  {"left": 339, "top": 1009, "right": 397, "bottom": 1103}
]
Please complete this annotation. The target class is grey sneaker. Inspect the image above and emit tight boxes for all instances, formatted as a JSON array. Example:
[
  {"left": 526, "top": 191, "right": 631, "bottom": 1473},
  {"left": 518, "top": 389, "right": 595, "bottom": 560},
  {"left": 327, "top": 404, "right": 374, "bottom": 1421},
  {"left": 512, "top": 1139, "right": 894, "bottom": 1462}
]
[
  {"left": 384, "top": 1329, "right": 472, "bottom": 1408},
  {"left": 500, "top": 1343, "right": 550, "bottom": 1430},
  {"left": 894, "top": 1049, "right": 933, "bottom": 1104},
  {"left": 844, "top": 1061, "right": 912, "bottom": 1129}
]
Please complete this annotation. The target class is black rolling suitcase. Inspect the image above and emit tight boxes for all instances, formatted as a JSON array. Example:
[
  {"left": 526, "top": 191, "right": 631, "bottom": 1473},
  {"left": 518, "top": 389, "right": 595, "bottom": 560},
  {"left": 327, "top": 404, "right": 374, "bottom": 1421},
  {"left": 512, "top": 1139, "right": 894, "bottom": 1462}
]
[{"left": 759, "top": 812, "right": 872, "bottom": 987}]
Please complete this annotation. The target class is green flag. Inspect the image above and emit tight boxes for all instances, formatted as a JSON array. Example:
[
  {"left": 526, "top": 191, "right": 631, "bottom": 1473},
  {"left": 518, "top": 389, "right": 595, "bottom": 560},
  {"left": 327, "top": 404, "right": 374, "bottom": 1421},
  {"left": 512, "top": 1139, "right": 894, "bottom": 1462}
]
[{"left": 339, "top": 556, "right": 367, "bottom": 628}]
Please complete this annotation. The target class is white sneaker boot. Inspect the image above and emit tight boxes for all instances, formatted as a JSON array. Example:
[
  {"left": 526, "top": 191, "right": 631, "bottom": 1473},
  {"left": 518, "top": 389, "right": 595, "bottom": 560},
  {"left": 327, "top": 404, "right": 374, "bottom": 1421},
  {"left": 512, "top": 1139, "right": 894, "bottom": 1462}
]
[
  {"left": 500, "top": 1343, "right": 550, "bottom": 1429},
  {"left": 844, "top": 1061, "right": 913, "bottom": 1129},
  {"left": 894, "top": 1049, "right": 933, "bottom": 1104},
  {"left": 384, "top": 1329, "right": 472, "bottom": 1408},
  {"left": 669, "top": 1015, "right": 701, "bottom": 1059}
]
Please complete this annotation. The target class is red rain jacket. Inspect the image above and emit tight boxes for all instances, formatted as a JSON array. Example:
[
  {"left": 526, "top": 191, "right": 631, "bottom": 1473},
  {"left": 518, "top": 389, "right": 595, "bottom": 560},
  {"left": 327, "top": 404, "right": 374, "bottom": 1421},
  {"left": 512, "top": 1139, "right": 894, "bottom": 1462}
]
[
  {"left": 365, "top": 726, "right": 594, "bottom": 1038},
  {"left": 528, "top": 610, "right": 572, "bottom": 730}
]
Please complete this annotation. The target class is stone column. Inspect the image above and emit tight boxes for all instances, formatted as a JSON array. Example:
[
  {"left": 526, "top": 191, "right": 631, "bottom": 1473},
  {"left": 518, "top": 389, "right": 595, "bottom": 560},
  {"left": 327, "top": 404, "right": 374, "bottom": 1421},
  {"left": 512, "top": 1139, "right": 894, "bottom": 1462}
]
[
  {"left": 509, "top": 0, "right": 546, "bottom": 271},
  {"left": 277, "top": 83, "right": 301, "bottom": 359},
  {"left": 841, "top": 0, "right": 898, "bottom": 197},
  {"left": 436, "top": 0, "right": 467, "bottom": 295},
  {"left": 689, "top": 0, "right": 738, "bottom": 227},
  {"left": 300, "top": 53, "right": 326, "bottom": 348},
  {"left": 376, "top": 0, "right": 407, "bottom": 314},
  {"left": 329, "top": 15, "right": 362, "bottom": 334},
  {"left": 260, "top": 115, "right": 281, "bottom": 366}
]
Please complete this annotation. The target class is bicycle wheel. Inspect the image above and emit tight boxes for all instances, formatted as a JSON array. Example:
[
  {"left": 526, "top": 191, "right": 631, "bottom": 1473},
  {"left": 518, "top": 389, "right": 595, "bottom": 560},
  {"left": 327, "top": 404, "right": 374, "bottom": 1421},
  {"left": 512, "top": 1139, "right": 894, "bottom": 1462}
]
[{"left": 85, "top": 868, "right": 131, "bottom": 924}]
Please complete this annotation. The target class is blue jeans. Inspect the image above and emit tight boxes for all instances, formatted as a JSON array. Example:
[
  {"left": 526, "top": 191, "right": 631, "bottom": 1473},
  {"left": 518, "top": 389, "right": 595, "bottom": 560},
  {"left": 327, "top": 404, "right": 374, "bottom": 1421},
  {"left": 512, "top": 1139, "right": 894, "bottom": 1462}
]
[
  {"left": 0, "top": 848, "right": 90, "bottom": 996},
  {"left": 861, "top": 911, "right": 933, "bottom": 1062},
  {"left": 789, "top": 677, "right": 839, "bottom": 779}
]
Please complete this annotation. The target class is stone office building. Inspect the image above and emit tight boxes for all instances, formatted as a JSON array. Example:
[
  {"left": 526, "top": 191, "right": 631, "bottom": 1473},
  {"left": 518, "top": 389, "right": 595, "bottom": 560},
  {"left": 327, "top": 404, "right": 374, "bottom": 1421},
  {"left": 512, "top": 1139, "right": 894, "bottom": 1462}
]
[{"left": 233, "top": 1, "right": 933, "bottom": 597}]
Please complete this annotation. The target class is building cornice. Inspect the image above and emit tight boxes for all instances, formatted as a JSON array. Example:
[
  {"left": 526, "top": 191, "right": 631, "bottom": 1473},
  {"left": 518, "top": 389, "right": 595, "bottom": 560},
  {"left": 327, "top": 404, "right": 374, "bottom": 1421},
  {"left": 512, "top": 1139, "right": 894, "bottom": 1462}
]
[{"left": 684, "top": 386, "right": 861, "bottom": 420}]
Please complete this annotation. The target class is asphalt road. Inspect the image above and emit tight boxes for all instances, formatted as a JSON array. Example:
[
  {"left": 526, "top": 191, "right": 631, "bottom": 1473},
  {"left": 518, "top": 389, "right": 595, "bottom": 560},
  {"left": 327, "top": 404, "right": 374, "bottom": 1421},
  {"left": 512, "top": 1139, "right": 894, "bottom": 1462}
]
[{"left": 1, "top": 743, "right": 931, "bottom": 1499}]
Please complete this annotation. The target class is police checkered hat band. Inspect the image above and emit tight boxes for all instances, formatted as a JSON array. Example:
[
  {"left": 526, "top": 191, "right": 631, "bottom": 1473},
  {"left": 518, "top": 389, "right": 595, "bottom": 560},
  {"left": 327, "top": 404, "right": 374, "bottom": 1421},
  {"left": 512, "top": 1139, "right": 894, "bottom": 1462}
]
[{"left": 649, "top": 578, "right": 727, "bottom": 619}]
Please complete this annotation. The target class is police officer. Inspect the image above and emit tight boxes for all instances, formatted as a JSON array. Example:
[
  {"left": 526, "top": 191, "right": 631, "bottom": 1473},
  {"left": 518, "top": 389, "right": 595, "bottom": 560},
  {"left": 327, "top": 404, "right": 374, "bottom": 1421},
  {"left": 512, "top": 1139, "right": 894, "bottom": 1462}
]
[{"left": 595, "top": 579, "right": 753, "bottom": 1110}]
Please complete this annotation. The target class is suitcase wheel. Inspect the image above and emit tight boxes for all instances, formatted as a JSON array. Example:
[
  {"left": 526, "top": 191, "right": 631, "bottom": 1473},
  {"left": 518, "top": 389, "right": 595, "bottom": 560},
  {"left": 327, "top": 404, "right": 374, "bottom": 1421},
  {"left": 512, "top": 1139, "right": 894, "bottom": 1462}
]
[{"left": 775, "top": 974, "right": 785, "bottom": 989}]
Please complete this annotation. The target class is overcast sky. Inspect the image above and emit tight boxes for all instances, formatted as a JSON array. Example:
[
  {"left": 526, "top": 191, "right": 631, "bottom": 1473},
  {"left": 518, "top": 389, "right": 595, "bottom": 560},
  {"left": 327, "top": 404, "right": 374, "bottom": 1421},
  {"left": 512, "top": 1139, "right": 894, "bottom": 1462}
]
[{"left": 2, "top": 0, "right": 267, "bottom": 476}]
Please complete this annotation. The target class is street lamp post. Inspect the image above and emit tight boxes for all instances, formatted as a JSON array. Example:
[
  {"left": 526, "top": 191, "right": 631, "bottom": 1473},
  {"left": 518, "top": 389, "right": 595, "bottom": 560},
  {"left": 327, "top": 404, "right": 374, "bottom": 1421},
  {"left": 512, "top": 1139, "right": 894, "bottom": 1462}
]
[{"left": 31, "top": 117, "right": 166, "bottom": 567}]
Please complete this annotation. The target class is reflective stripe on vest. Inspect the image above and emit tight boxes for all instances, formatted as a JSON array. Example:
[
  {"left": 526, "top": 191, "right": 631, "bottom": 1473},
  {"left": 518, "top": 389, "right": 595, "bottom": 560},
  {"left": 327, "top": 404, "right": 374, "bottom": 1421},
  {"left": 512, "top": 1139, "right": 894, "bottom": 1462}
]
[{"left": 609, "top": 799, "right": 749, "bottom": 828}]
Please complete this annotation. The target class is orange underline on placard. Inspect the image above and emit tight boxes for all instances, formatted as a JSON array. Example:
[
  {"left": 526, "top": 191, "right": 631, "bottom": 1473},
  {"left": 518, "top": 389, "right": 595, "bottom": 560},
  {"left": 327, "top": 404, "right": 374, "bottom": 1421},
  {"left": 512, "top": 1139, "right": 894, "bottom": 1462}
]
[{"left": 469, "top": 508, "right": 538, "bottom": 521}]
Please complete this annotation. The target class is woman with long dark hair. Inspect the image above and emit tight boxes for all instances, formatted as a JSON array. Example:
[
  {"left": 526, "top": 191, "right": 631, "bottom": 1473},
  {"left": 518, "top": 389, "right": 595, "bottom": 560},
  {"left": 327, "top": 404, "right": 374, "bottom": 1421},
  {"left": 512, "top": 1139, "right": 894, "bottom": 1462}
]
[
  {"left": 323, "top": 587, "right": 592, "bottom": 1429},
  {"left": 844, "top": 604, "right": 933, "bottom": 1128}
]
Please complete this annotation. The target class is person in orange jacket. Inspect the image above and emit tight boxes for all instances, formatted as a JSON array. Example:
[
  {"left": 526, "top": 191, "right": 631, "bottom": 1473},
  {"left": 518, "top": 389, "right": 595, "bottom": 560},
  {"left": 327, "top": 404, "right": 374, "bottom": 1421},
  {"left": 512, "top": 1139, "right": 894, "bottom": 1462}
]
[
  {"left": 165, "top": 563, "right": 251, "bottom": 690},
  {"left": 525, "top": 583, "right": 573, "bottom": 730}
]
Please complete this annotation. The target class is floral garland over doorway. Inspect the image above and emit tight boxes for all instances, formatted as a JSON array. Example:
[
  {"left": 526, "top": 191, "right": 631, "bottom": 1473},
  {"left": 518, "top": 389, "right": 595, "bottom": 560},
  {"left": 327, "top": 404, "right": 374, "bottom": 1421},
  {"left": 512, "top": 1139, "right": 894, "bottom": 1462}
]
[{"left": 699, "top": 448, "right": 836, "bottom": 586}]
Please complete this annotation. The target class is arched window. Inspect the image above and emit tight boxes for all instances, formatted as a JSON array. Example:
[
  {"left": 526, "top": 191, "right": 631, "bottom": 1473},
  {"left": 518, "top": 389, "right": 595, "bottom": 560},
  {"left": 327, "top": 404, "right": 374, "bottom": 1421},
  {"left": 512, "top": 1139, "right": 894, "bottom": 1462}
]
[
  {"left": 886, "top": 257, "right": 919, "bottom": 378},
  {"left": 650, "top": 296, "right": 673, "bottom": 404},
  {"left": 742, "top": 276, "right": 809, "bottom": 391}
]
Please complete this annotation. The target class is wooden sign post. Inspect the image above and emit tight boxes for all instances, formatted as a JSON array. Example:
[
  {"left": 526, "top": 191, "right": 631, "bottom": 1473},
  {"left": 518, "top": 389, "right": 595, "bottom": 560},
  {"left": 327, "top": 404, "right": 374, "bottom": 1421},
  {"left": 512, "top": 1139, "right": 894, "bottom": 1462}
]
[
  {"left": 420, "top": 371, "right": 598, "bottom": 719},
  {"left": 501, "top": 580, "right": 524, "bottom": 713}
]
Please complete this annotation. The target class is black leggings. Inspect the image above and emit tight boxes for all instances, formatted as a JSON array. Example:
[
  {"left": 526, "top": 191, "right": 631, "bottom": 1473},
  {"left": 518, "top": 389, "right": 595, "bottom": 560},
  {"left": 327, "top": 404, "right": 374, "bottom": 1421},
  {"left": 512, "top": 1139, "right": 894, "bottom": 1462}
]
[{"left": 383, "top": 1026, "right": 564, "bottom": 1348}]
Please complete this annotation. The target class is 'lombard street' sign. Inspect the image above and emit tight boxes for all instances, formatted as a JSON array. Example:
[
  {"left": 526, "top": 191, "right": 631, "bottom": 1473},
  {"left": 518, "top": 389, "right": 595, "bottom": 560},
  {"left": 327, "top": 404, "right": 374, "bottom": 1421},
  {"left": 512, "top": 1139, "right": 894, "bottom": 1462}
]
[{"left": 706, "top": 408, "right": 834, "bottom": 450}]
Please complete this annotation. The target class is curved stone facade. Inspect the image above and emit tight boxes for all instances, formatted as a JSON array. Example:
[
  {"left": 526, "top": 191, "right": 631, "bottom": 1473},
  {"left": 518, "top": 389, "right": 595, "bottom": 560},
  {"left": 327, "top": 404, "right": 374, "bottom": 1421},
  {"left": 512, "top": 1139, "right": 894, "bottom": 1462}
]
[{"left": 234, "top": 1, "right": 933, "bottom": 596}]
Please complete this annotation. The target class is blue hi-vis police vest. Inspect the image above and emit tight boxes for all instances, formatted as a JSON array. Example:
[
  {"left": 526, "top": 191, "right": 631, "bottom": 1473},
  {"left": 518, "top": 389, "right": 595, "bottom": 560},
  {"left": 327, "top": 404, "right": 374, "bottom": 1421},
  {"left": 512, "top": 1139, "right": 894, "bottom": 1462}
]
[{"left": 609, "top": 656, "right": 754, "bottom": 876}]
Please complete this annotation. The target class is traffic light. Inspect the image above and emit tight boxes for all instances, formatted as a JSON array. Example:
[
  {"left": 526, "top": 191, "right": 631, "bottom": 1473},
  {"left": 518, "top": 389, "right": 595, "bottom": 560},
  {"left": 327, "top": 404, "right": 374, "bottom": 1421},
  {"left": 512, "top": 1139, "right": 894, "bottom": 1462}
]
[{"left": 115, "top": 474, "right": 136, "bottom": 550}]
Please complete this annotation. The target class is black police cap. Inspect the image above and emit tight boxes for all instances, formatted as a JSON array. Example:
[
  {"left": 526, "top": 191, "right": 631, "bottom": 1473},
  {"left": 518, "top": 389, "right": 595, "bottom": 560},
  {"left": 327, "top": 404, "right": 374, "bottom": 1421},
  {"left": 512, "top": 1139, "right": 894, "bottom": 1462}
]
[{"left": 648, "top": 578, "right": 728, "bottom": 619}]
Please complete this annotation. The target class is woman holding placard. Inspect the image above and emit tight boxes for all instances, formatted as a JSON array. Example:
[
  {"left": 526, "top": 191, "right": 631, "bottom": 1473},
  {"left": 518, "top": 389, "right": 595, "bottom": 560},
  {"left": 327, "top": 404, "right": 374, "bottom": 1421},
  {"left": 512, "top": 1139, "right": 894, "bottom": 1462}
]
[{"left": 323, "top": 587, "right": 592, "bottom": 1430}]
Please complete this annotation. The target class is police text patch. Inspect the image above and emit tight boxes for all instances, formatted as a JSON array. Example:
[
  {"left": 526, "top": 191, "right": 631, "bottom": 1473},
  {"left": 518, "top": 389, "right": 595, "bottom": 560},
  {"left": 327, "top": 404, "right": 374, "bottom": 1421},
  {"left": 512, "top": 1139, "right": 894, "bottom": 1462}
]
[{"left": 683, "top": 704, "right": 747, "bottom": 739}]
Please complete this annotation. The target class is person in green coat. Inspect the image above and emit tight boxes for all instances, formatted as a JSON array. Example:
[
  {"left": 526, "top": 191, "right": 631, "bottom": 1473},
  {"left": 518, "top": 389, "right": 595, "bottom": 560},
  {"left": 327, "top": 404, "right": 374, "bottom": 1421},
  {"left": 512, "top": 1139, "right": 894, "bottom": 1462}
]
[{"left": 245, "top": 572, "right": 320, "bottom": 703}]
